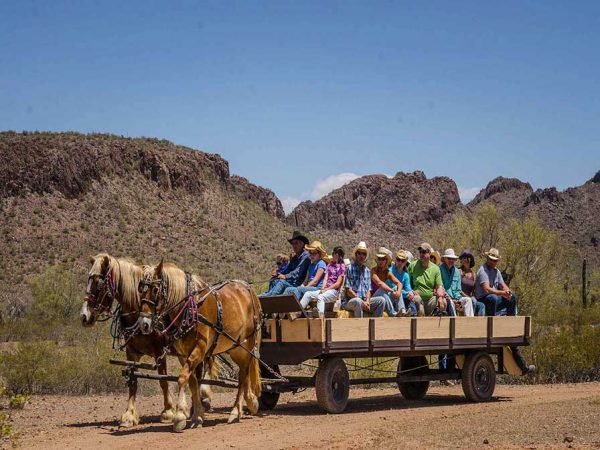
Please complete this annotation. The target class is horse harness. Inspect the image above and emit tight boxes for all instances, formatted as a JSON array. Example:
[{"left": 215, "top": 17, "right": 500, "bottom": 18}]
[{"left": 144, "top": 273, "right": 262, "bottom": 364}]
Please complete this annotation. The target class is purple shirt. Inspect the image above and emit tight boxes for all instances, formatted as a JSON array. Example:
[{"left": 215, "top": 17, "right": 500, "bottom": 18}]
[{"left": 324, "top": 262, "right": 346, "bottom": 289}]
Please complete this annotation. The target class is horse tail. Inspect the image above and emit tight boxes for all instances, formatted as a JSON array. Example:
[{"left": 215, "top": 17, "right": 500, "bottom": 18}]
[{"left": 249, "top": 348, "right": 262, "bottom": 397}]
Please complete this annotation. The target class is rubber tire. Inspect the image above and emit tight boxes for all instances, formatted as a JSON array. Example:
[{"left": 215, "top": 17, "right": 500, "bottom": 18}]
[
  {"left": 315, "top": 357, "right": 350, "bottom": 414},
  {"left": 461, "top": 351, "right": 496, "bottom": 402},
  {"left": 258, "top": 364, "right": 280, "bottom": 411},
  {"left": 397, "top": 356, "right": 430, "bottom": 400}
]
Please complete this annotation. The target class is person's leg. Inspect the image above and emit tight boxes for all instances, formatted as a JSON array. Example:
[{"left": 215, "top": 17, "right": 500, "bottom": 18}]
[
  {"left": 405, "top": 298, "right": 417, "bottom": 316},
  {"left": 425, "top": 297, "right": 438, "bottom": 316},
  {"left": 413, "top": 295, "right": 425, "bottom": 316},
  {"left": 283, "top": 286, "right": 300, "bottom": 300},
  {"left": 369, "top": 296, "right": 386, "bottom": 317},
  {"left": 460, "top": 297, "right": 474, "bottom": 317},
  {"left": 472, "top": 298, "right": 485, "bottom": 316},
  {"left": 446, "top": 299, "right": 456, "bottom": 316},
  {"left": 510, "top": 346, "right": 535, "bottom": 374},
  {"left": 344, "top": 297, "right": 363, "bottom": 318},
  {"left": 505, "top": 293, "right": 518, "bottom": 316},
  {"left": 260, "top": 279, "right": 292, "bottom": 297},
  {"left": 300, "top": 290, "right": 320, "bottom": 310},
  {"left": 480, "top": 294, "right": 502, "bottom": 316},
  {"left": 373, "top": 289, "right": 398, "bottom": 316},
  {"left": 317, "top": 289, "right": 339, "bottom": 313}
]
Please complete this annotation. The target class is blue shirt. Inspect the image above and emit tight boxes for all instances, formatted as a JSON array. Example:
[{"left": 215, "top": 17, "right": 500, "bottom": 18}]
[
  {"left": 389, "top": 265, "right": 412, "bottom": 299},
  {"left": 281, "top": 250, "right": 310, "bottom": 287},
  {"left": 345, "top": 262, "right": 371, "bottom": 301},
  {"left": 307, "top": 259, "right": 327, "bottom": 288},
  {"left": 439, "top": 263, "right": 462, "bottom": 300}
]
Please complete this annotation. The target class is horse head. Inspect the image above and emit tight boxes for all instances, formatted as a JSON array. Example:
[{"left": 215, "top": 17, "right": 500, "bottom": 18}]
[
  {"left": 138, "top": 259, "right": 166, "bottom": 335},
  {"left": 81, "top": 253, "right": 116, "bottom": 326}
]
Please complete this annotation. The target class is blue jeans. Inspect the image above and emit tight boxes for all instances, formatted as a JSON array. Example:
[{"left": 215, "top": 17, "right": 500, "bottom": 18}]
[
  {"left": 260, "top": 279, "right": 295, "bottom": 297},
  {"left": 283, "top": 285, "right": 318, "bottom": 301},
  {"left": 342, "top": 296, "right": 386, "bottom": 318},
  {"left": 479, "top": 293, "right": 517, "bottom": 316},
  {"left": 473, "top": 298, "right": 485, "bottom": 316},
  {"left": 403, "top": 298, "right": 418, "bottom": 316},
  {"left": 372, "top": 288, "right": 405, "bottom": 316}
]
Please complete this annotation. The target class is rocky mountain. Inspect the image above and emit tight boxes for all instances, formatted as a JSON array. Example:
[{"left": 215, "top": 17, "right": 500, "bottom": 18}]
[
  {"left": 0, "top": 132, "right": 290, "bottom": 305},
  {"left": 287, "top": 171, "right": 463, "bottom": 252},
  {"left": 469, "top": 173, "right": 600, "bottom": 252}
]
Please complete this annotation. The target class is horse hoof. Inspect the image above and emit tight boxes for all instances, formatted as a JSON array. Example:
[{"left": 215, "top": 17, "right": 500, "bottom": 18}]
[
  {"left": 172, "top": 412, "right": 187, "bottom": 433},
  {"left": 189, "top": 418, "right": 203, "bottom": 429},
  {"left": 120, "top": 411, "right": 139, "bottom": 428},
  {"left": 160, "top": 408, "right": 175, "bottom": 423},
  {"left": 201, "top": 399, "right": 211, "bottom": 412},
  {"left": 227, "top": 413, "right": 240, "bottom": 424}
]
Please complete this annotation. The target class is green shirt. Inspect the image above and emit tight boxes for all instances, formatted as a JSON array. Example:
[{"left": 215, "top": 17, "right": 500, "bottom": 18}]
[{"left": 408, "top": 260, "right": 443, "bottom": 301}]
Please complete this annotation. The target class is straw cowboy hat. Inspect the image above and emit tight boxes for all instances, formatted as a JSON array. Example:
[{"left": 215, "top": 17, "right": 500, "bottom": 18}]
[
  {"left": 376, "top": 247, "right": 393, "bottom": 264},
  {"left": 485, "top": 248, "right": 501, "bottom": 261},
  {"left": 430, "top": 250, "right": 442, "bottom": 265},
  {"left": 305, "top": 240, "right": 327, "bottom": 258},
  {"left": 353, "top": 241, "right": 369, "bottom": 257},
  {"left": 396, "top": 250, "right": 409, "bottom": 261},
  {"left": 288, "top": 230, "right": 309, "bottom": 245},
  {"left": 442, "top": 248, "right": 459, "bottom": 259}
]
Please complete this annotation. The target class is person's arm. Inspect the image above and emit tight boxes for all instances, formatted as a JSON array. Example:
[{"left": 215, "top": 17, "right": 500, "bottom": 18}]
[
  {"left": 306, "top": 267, "right": 325, "bottom": 287},
  {"left": 388, "top": 272, "right": 402, "bottom": 298},
  {"left": 345, "top": 271, "right": 357, "bottom": 299},
  {"left": 284, "top": 252, "right": 310, "bottom": 282},
  {"left": 401, "top": 273, "right": 412, "bottom": 299},
  {"left": 449, "top": 269, "right": 462, "bottom": 300},
  {"left": 319, "top": 271, "right": 329, "bottom": 292}
]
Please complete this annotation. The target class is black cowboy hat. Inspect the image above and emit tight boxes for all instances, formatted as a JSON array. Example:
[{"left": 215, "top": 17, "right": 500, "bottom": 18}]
[{"left": 288, "top": 230, "right": 309, "bottom": 245}]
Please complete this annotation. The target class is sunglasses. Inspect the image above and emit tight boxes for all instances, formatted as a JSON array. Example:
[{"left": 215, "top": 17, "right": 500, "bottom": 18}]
[
  {"left": 419, "top": 249, "right": 429, "bottom": 254},
  {"left": 356, "top": 252, "right": 367, "bottom": 257},
  {"left": 396, "top": 257, "right": 407, "bottom": 262},
  {"left": 309, "top": 251, "right": 319, "bottom": 256}
]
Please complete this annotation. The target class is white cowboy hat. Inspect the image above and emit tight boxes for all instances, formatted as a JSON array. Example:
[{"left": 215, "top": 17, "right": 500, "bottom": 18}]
[
  {"left": 442, "top": 248, "right": 458, "bottom": 259},
  {"left": 353, "top": 241, "right": 369, "bottom": 257},
  {"left": 376, "top": 247, "right": 393, "bottom": 264}
]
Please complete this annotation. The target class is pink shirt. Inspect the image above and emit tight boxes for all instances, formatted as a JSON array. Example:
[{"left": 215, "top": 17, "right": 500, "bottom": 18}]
[{"left": 324, "top": 262, "right": 346, "bottom": 289}]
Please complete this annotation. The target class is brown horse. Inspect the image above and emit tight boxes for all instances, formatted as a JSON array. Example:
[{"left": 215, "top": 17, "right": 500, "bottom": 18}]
[
  {"left": 138, "top": 261, "right": 262, "bottom": 432},
  {"left": 81, "top": 253, "right": 211, "bottom": 427}
]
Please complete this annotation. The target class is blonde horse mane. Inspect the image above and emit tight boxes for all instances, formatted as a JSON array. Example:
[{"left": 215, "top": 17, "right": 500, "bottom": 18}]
[
  {"left": 143, "top": 262, "right": 206, "bottom": 312},
  {"left": 90, "top": 253, "right": 142, "bottom": 311}
]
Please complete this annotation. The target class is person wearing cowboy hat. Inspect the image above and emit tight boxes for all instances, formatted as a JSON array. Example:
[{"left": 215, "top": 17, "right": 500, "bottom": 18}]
[
  {"left": 260, "top": 230, "right": 311, "bottom": 297},
  {"left": 407, "top": 242, "right": 446, "bottom": 316},
  {"left": 459, "top": 249, "right": 485, "bottom": 316},
  {"left": 440, "top": 248, "right": 474, "bottom": 317},
  {"left": 474, "top": 248, "right": 517, "bottom": 316},
  {"left": 283, "top": 240, "right": 327, "bottom": 301},
  {"left": 343, "top": 242, "right": 386, "bottom": 317},
  {"left": 299, "top": 246, "right": 346, "bottom": 317},
  {"left": 371, "top": 247, "right": 406, "bottom": 316},
  {"left": 391, "top": 250, "right": 417, "bottom": 316}
]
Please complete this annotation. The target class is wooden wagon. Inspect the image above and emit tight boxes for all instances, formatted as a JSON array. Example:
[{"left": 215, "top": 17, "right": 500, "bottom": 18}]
[
  {"left": 111, "top": 294, "right": 531, "bottom": 415},
  {"left": 257, "top": 295, "right": 531, "bottom": 413}
]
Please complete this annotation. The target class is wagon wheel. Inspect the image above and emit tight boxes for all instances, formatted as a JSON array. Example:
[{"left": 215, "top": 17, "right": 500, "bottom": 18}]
[
  {"left": 315, "top": 357, "right": 349, "bottom": 414},
  {"left": 259, "top": 364, "right": 281, "bottom": 411},
  {"left": 397, "top": 356, "right": 430, "bottom": 400},
  {"left": 461, "top": 351, "right": 496, "bottom": 402}
]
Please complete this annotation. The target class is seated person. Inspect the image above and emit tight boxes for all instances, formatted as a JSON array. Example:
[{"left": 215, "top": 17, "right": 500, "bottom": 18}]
[
  {"left": 371, "top": 247, "right": 405, "bottom": 316},
  {"left": 260, "top": 231, "right": 310, "bottom": 297},
  {"left": 284, "top": 240, "right": 327, "bottom": 300},
  {"left": 391, "top": 250, "right": 417, "bottom": 316},
  {"left": 440, "top": 248, "right": 475, "bottom": 316},
  {"left": 474, "top": 248, "right": 517, "bottom": 316},
  {"left": 342, "top": 242, "right": 386, "bottom": 317},
  {"left": 300, "top": 246, "right": 346, "bottom": 316},
  {"left": 272, "top": 253, "right": 290, "bottom": 276},
  {"left": 407, "top": 243, "right": 446, "bottom": 316},
  {"left": 430, "top": 249, "right": 441, "bottom": 266},
  {"left": 459, "top": 249, "right": 485, "bottom": 316}
]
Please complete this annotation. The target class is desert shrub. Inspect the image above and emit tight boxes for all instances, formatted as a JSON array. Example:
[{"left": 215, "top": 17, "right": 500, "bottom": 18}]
[
  {"left": 0, "top": 332, "right": 125, "bottom": 395},
  {"left": 430, "top": 203, "right": 600, "bottom": 382}
]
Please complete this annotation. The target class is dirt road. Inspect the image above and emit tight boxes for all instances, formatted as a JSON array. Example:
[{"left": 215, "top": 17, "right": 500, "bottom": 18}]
[{"left": 7, "top": 383, "right": 600, "bottom": 449}]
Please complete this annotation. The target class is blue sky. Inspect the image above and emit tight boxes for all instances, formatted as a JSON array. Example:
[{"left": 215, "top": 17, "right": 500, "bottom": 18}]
[{"left": 1, "top": 1, "right": 599, "bottom": 213}]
